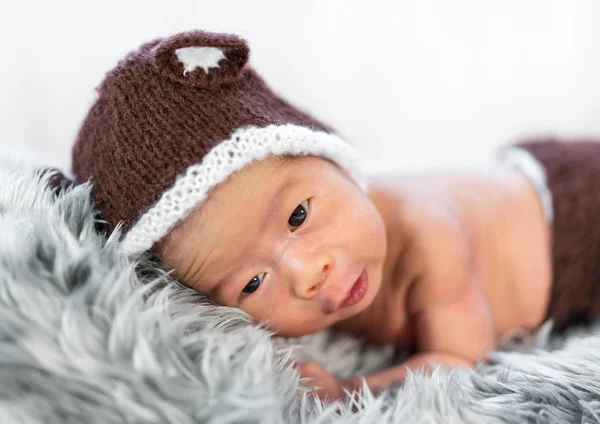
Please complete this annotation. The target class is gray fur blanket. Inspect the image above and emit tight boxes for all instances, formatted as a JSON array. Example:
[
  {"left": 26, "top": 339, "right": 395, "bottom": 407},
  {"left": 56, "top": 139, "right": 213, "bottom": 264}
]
[{"left": 2, "top": 157, "right": 600, "bottom": 424}]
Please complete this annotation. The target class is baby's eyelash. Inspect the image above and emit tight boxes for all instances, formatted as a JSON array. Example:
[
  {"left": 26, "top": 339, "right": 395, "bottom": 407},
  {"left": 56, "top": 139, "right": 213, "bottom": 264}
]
[
  {"left": 288, "top": 199, "right": 309, "bottom": 230},
  {"left": 241, "top": 272, "right": 266, "bottom": 295}
]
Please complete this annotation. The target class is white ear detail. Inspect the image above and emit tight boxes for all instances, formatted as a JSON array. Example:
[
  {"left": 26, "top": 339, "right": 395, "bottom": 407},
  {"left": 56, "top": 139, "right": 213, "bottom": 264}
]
[{"left": 175, "top": 47, "right": 226, "bottom": 75}]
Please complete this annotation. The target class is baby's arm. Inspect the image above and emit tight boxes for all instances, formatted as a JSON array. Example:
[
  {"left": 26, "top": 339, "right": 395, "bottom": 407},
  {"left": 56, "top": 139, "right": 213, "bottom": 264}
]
[
  {"left": 343, "top": 352, "right": 473, "bottom": 392},
  {"left": 346, "top": 248, "right": 497, "bottom": 392},
  {"left": 342, "top": 283, "right": 495, "bottom": 394},
  {"left": 300, "top": 352, "right": 473, "bottom": 400}
]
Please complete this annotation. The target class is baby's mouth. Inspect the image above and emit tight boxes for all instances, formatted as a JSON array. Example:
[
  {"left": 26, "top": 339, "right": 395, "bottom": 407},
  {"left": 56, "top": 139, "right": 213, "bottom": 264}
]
[{"left": 336, "top": 268, "right": 369, "bottom": 310}]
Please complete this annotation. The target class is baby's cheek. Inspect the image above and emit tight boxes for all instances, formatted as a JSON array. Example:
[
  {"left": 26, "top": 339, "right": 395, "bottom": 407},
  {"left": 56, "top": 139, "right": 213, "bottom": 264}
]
[
  {"left": 240, "top": 292, "right": 284, "bottom": 326},
  {"left": 239, "top": 301, "right": 268, "bottom": 321},
  {"left": 352, "top": 219, "right": 387, "bottom": 273},
  {"left": 243, "top": 300, "right": 295, "bottom": 332},
  {"left": 243, "top": 290, "right": 333, "bottom": 336},
  {"left": 266, "top": 305, "right": 333, "bottom": 337}
]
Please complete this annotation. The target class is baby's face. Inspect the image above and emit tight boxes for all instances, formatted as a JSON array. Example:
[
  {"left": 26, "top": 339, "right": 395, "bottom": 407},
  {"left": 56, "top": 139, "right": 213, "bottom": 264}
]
[{"left": 158, "top": 156, "right": 387, "bottom": 337}]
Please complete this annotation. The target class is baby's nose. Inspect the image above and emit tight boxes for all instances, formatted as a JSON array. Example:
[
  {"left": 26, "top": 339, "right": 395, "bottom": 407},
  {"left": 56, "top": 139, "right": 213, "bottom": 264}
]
[{"left": 292, "top": 253, "right": 334, "bottom": 300}]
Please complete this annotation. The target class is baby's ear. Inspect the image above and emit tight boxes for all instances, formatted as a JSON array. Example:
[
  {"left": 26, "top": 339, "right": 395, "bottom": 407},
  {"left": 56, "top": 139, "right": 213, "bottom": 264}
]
[{"left": 151, "top": 30, "right": 250, "bottom": 87}]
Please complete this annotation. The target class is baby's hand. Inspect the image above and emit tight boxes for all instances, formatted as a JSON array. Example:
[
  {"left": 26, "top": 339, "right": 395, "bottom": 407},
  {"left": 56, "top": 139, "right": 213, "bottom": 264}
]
[{"left": 298, "top": 361, "right": 354, "bottom": 401}]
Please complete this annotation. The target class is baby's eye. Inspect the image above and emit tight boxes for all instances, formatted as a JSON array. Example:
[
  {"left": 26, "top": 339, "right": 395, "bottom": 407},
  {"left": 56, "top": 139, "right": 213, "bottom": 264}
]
[
  {"left": 241, "top": 273, "right": 266, "bottom": 295},
  {"left": 288, "top": 199, "right": 309, "bottom": 230}
]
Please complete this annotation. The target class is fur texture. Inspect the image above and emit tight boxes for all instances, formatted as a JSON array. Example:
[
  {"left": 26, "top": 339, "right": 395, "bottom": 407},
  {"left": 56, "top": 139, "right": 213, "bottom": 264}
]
[{"left": 1, "top": 157, "right": 600, "bottom": 423}]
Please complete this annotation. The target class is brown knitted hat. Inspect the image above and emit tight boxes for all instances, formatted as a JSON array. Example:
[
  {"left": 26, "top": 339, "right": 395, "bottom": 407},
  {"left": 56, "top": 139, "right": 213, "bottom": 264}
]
[{"left": 72, "top": 30, "right": 363, "bottom": 255}]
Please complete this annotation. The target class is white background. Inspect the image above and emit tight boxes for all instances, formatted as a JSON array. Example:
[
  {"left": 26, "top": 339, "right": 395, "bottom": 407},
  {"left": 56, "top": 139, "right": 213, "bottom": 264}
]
[{"left": 1, "top": 0, "right": 599, "bottom": 173}]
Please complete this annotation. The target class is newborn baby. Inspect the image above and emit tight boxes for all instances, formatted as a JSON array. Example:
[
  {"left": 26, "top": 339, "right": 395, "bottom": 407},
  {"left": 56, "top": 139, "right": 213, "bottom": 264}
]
[
  {"left": 156, "top": 155, "right": 551, "bottom": 398},
  {"left": 72, "top": 30, "right": 600, "bottom": 400}
]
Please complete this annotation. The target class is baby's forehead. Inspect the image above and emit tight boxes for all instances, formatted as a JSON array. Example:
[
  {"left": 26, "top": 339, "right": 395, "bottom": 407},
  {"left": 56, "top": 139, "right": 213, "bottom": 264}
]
[
  {"left": 156, "top": 157, "right": 296, "bottom": 283},
  {"left": 237, "top": 155, "right": 301, "bottom": 177},
  {"left": 163, "top": 156, "right": 302, "bottom": 240},
  {"left": 221, "top": 155, "right": 335, "bottom": 194},
  {"left": 163, "top": 155, "right": 332, "bottom": 239}
]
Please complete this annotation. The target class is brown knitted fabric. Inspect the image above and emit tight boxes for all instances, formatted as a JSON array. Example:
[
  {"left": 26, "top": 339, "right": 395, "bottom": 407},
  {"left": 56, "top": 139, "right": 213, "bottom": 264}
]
[
  {"left": 72, "top": 31, "right": 331, "bottom": 236},
  {"left": 518, "top": 139, "right": 600, "bottom": 330}
]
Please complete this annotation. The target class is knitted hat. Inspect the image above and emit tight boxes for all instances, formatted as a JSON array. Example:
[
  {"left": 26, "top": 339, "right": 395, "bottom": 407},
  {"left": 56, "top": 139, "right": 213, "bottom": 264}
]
[{"left": 72, "top": 30, "right": 363, "bottom": 256}]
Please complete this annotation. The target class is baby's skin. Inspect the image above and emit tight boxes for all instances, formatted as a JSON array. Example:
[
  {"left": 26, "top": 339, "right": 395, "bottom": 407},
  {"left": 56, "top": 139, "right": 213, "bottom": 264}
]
[{"left": 157, "top": 155, "right": 551, "bottom": 400}]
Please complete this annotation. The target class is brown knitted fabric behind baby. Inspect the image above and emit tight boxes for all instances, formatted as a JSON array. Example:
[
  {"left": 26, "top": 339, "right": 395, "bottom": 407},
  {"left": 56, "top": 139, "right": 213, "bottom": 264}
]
[
  {"left": 72, "top": 31, "right": 330, "bottom": 235},
  {"left": 518, "top": 139, "right": 600, "bottom": 331}
]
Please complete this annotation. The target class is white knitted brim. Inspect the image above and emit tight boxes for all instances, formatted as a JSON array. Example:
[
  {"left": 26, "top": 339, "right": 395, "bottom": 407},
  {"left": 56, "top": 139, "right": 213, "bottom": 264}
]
[{"left": 121, "top": 124, "right": 365, "bottom": 255}]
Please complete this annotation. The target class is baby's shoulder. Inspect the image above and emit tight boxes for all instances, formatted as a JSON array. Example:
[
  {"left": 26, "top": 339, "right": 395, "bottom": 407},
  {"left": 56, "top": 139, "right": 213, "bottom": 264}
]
[
  {"left": 368, "top": 175, "right": 467, "bottom": 259},
  {"left": 368, "top": 176, "right": 470, "bottom": 313}
]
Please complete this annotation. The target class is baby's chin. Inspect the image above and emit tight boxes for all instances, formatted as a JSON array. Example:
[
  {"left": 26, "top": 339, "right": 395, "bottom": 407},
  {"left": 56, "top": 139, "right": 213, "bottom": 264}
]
[
  {"left": 271, "top": 300, "right": 376, "bottom": 338},
  {"left": 270, "top": 319, "right": 336, "bottom": 338}
]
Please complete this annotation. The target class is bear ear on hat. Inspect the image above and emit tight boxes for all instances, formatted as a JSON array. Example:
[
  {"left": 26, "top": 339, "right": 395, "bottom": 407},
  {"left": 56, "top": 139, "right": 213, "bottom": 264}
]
[{"left": 151, "top": 30, "right": 249, "bottom": 87}]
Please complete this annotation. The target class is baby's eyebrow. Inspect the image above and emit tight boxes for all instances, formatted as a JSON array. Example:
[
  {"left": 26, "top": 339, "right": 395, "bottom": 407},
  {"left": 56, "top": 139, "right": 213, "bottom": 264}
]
[
  {"left": 208, "top": 275, "right": 234, "bottom": 301},
  {"left": 265, "top": 175, "right": 303, "bottom": 222},
  {"left": 209, "top": 262, "right": 244, "bottom": 299}
]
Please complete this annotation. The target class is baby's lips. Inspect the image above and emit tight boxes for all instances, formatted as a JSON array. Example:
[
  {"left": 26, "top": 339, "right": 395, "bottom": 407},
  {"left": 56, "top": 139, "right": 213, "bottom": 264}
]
[
  {"left": 322, "top": 279, "right": 353, "bottom": 313},
  {"left": 151, "top": 30, "right": 250, "bottom": 88}
]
